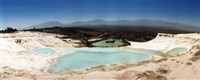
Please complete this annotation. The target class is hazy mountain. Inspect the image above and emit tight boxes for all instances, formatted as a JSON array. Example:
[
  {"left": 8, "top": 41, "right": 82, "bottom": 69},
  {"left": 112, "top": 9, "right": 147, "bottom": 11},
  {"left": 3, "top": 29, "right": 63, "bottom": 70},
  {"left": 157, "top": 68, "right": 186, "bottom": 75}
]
[
  {"left": 67, "top": 19, "right": 108, "bottom": 26},
  {"left": 28, "top": 19, "right": 200, "bottom": 31},
  {"left": 29, "top": 21, "right": 65, "bottom": 29},
  {"left": 68, "top": 19, "right": 200, "bottom": 31},
  {"left": 69, "top": 19, "right": 196, "bottom": 27}
]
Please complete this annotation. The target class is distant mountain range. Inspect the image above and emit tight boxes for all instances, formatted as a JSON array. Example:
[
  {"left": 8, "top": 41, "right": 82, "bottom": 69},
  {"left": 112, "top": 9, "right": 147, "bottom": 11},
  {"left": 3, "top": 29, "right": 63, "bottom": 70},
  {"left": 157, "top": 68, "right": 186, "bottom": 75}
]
[
  {"left": 28, "top": 19, "right": 200, "bottom": 31},
  {"left": 29, "top": 21, "right": 65, "bottom": 29}
]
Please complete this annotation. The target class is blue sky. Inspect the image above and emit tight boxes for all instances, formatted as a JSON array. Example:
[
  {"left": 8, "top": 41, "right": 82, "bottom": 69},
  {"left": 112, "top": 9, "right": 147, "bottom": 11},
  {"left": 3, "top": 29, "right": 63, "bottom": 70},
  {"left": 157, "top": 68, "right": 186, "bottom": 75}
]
[{"left": 0, "top": 0, "right": 200, "bottom": 29}]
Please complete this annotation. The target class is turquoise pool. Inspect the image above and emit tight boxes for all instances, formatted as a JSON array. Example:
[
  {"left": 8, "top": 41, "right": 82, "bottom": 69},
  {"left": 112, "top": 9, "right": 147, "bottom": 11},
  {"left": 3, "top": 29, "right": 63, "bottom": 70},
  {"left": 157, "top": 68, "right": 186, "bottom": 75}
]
[
  {"left": 32, "top": 48, "right": 54, "bottom": 54},
  {"left": 32, "top": 47, "right": 187, "bottom": 73},
  {"left": 49, "top": 48, "right": 154, "bottom": 73},
  {"left": 166, "top": 47, "right": 187, "bottom": 56},
  {"left": 92, "top": 39, "right": 127, "bottom": 47}
]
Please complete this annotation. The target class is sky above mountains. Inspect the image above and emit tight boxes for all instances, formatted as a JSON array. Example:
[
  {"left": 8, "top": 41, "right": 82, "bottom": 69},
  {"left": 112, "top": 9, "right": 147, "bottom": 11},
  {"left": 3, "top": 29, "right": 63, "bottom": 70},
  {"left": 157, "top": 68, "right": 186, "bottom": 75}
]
[{"left": 0, "top": 0, "right": 200, "bottom": 29}]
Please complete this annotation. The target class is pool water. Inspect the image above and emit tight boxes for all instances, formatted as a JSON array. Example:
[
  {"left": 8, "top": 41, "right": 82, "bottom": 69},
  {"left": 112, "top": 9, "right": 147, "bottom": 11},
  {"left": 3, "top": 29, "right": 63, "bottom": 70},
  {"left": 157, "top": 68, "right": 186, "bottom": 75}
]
[
  {"left": 32, "top": 48, "right": 54, "bottom": 54},
  {"left": 92, "top": 39, "right": 125, "bottom": 47},
  {"left": 166, "top": 47, "right": 187, "bottom": 56},
  {"left": 50, "top": 48, "right": 154, "bottom": 73},
  {"left": 32, "top": 47, "right": 187, "bottom": 73}
]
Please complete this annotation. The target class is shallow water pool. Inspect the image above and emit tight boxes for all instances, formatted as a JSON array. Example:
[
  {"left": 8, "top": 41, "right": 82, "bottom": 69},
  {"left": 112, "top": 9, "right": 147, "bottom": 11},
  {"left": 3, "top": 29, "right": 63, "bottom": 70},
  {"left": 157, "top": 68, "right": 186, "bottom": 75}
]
[
  {"left": 32, "top": 48, "right": 54, "bottom": 54},
  {"left": 166, "top": 47, "right": 187, "bottom": 56},
  {"left": 50, "top": 48, "right": 154, "bottom": 73},
  {"left": 92, "top": 39, "right": 125, "bottom": 47}
]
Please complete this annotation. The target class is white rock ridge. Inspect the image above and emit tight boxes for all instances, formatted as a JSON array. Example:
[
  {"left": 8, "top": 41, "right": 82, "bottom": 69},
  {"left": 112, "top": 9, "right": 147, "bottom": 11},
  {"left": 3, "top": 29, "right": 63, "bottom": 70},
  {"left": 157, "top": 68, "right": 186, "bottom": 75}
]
[{"left": 130, "top": 33, "right": 200, "bottom": 52}]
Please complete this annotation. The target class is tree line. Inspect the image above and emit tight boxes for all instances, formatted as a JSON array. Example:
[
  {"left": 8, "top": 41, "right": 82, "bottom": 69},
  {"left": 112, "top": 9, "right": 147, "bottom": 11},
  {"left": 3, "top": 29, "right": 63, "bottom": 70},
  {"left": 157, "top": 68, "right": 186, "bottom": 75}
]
[{"left": 0, "top": 27, "right": 17, "bottom": 33}]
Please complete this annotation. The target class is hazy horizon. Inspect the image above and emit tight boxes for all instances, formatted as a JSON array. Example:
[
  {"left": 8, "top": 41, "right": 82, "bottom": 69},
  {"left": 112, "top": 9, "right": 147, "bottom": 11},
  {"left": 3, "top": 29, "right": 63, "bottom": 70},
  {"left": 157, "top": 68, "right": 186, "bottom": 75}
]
[{"left": 0, "top": 0, "right": 200, "bottom": 29}]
